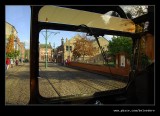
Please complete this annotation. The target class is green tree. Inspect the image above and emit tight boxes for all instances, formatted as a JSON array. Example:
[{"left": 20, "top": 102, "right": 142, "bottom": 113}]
[
  {"left": 25, "top": 49, "right": 29, "bottom": 58},
  {"left": 108, "top": 36, "right": 132, "bottom": 59},
  {"left": 6, "top": 50, "right": 20, "bottom": 59},
  {"left": 14, "top": 50, "right": 20, "bottom": 58}
]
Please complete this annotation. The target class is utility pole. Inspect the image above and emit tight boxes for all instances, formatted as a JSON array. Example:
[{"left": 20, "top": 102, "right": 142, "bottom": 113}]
[
  {"left": 24, "top": 42, "right": 25, "bottom": 63},
  {"left": 41, "top": 18, "right": 60, "bottom": 68},
  {"left": 45, "top": 18, "right": 48, "bottom": 68},
  {"left": 53, "top": 43, "right": 55, "bottom": 62},
  {"left": 68, "top": 40, "right": 70, "bottom": 61},
  {"left": 24, "top": 40, "right": 30, "bottom": 61}
]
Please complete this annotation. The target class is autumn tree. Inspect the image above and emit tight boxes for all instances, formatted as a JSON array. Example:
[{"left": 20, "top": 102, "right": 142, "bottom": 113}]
[
  {"left": 6, "top": 34, "right": 14, "bottom": 58},
  {"left": 6, "top": 34, "right": 14, "bottom": 53},
  {"left": 6, "top": 34, "right": 20, "bottom": 59},
  {"left": 72, "top": 35, "right": 96, "bottom": 61}
]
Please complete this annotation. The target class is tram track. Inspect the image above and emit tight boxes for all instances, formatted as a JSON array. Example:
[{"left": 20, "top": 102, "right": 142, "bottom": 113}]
[
  {"left": 39, "top": 68, "right": 62, "bottom": 97},
  {"left": 39, "top": 67, "right": 101, "bottom": 97},
  {"left": 59, "top": 66, "right": 126, "bottom": 90},
  {"left": 55, "top": 68, "right": 102, "bottom": 92},
  {"left": 38, "top": 63, "right": 126, "bottom": 98}
]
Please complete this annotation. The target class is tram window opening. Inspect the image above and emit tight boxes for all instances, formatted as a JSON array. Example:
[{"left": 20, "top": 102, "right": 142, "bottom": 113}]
[
  {"left": 5, "top": 5, "right": 31, "bottom": 105},
  {"left": 38, "top": 30, "right": 134, "bottom": 99}
]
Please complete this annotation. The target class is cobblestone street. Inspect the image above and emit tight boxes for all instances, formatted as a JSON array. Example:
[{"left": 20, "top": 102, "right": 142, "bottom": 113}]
[
  {"left": 5, "top": 62, "right": 127, "bottom": 105},
  {"left": 5, "top": 63, "right": 30, "bottom": 105}
]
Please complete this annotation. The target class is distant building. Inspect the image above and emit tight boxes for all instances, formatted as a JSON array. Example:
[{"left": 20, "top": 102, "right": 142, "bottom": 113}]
[
  {"left": 5, "top": 22, "right": 25, "bottom": 59},
  {"left": 55, "top": 38, "right": 65, "bottom": 63},
  {"left": 20, "top": 42, "right": 25, "bottom": 59},
  {"left": 55, "top": 35, "right": 109, "bottom": 64},
  {"left": 5, "top": 22, "right": 18, "bottom": 40},
  {"left": 55, "top": 35, "right": 82, "bottom": 63},
  {"left": 39, "top": 43, "right": 52, "bottom": 62},
  {"left": 64, "top": 35, "right": 81, "bottom": 61},
  {"left": 90, "top": 37, "right": 109, "bottom": 63}
]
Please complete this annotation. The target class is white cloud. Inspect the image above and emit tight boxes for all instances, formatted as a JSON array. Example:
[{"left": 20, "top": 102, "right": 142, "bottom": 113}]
[{"left": 104, "top": 35, "right": 113, "bottom": 41}]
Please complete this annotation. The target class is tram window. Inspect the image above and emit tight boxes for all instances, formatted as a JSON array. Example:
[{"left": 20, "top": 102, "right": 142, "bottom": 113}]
[
  {"left": 4, "top": 5, "right": 155, "bottom": 105},
  {"left": 27, "top": 5, "right": 155, "bottom": 104},
  {"left": 5, "top": 6, "right": 31, "bottom": 105},
  {"left": 38, "top": 30, "right": 132, "bottom": 98},
  {"left": 38, "top": 5, "right": 135, "bottom": 33},
  {"left": 37, "top": 5, "right": 149, "bottom": 101}
]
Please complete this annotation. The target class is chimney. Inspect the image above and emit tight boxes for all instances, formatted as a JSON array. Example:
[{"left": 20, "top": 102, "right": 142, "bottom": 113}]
[{"left": 61, "top": 38, "right": 64, "bottom": 45}]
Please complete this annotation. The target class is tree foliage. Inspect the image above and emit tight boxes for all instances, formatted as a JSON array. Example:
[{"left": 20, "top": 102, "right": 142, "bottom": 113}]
[
  {"left": 6, "top": 34, "right": 20, "bottom": 59},
  {"left": 72, "top": 35, "right": 96, "bottom": 61},
  {"left": 14, "top": 50, "right": 20, "bottom": 58},
  {"left": 25, "top": 49, "right": 29, "bottom": 59},
  {"left": 6, "top": 34, "right": 14, "bottom": 54},
  {"left": 123, "top": 6, "right": 148, "bottom": 19},
  {"left": 125, "top": 6, "right": 148, "bottom": 33},
  {"left": 6, "top": 50, "right": 20, "bottom": 59},
  {"left": 108, "top": 36, "right": 132, "bottom": 59}
]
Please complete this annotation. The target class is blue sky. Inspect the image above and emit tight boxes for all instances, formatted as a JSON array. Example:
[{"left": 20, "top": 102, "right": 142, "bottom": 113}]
[
  {"left": 6, "top": 5, "right": 31, "bottom": 48},
  {"left": 6, "top": 5, "right": 112, "bottom": 49},
  {"left": 39, "top": 30, "right": 83, "bottom": 48}
]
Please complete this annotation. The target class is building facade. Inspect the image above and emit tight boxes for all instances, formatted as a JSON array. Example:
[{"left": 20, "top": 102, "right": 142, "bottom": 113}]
[
  {"left": 89, "top": 37, "right": 109, "bottom": 63},
  {"left": 39, "top": 43, "right": 52, "bottom": 62},
  {"left": 55, "top": 35, "right": 109, "bottom": 64},
  {"left": 5, "top": 22, "right": 25, "bottom": 59}
]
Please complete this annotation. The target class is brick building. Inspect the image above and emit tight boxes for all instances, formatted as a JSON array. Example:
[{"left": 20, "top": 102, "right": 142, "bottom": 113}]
[{"left": 39, "top": 43, "right": 52, "bottom": 62}]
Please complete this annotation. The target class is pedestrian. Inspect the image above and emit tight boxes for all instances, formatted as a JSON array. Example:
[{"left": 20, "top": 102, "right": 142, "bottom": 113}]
[
  {"left": 16, "top": 59, "right": 18, "bottom": 66},
  {"left": 6, "top": 58, "right": 10, "bottom": 70},
  {"left": 19, "top": 58, "right": 21, "bottom": 63},
  {"left": 65, "top": 59, "right": 68, "bottom": 66},
  {"left": 68, "top": 59, "right": 70, "bottom": 65},
  {"left": 21, "top": 58, "right": 24, "bottom": 64},
  {"left": 10, "top": 58, "right": 14, "bottom": 68}
]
